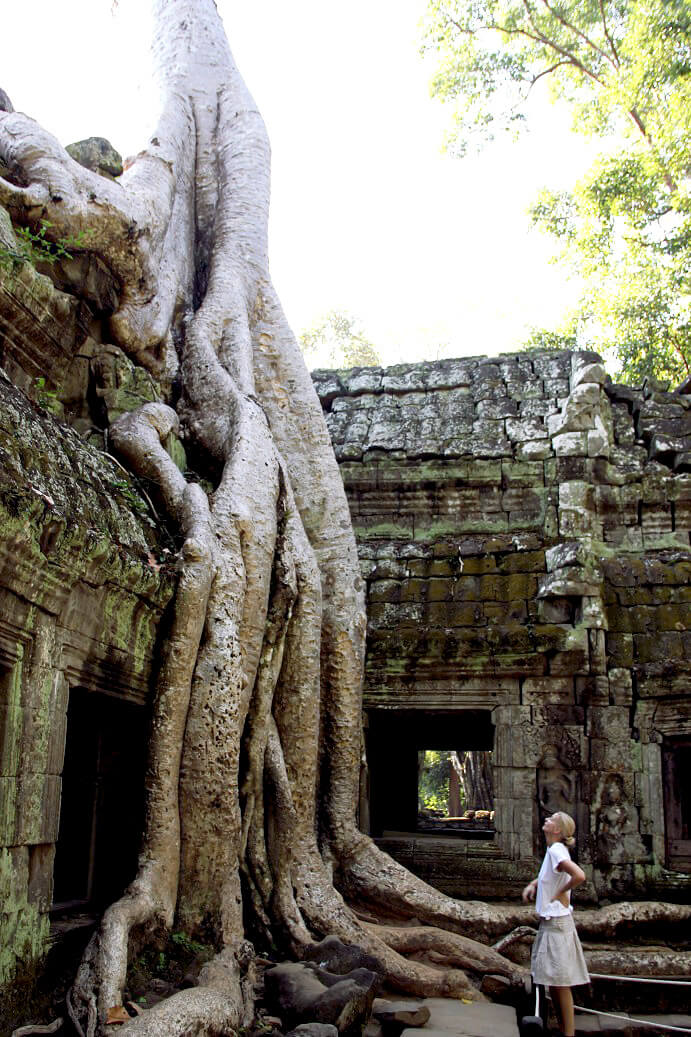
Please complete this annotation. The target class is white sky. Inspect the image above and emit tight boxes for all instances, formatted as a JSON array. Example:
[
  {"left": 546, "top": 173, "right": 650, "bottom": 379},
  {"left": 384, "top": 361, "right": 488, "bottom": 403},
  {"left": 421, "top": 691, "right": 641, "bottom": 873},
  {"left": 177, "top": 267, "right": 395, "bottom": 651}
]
[{"left": 2, "top": 0, "right": 598, "bottom": 367}]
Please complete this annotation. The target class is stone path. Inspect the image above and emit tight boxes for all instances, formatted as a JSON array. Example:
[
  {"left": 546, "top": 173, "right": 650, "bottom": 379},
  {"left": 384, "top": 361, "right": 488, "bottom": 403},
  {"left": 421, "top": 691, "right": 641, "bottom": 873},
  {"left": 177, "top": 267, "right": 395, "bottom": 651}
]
[
  {"left": 393, "top": 995, "right": 691, "bottom": 1037},
  {"left": 401, "top": 997, "right": 519, "bottom": 1037}
]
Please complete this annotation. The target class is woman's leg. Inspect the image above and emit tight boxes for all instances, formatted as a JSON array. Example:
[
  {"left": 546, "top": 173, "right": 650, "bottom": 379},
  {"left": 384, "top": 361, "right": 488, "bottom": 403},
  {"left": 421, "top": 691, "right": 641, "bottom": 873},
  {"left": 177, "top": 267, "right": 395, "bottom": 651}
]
[{"left": 549, "top": 985, "right": 575, "bottom": 1036}]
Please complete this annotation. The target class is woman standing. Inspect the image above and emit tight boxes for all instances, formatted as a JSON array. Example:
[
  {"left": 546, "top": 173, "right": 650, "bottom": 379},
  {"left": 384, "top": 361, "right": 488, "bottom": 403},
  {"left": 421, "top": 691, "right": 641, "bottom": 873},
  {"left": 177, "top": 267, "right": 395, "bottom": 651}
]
[{"left": 522, "top": 812, "right": 589, "bottom": 1037}]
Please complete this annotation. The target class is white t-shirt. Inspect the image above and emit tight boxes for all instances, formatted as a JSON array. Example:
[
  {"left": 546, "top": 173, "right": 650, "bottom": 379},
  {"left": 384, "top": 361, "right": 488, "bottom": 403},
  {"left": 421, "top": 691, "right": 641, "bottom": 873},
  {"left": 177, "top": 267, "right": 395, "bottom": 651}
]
[{"left": 535, "top": 841, "right": 573, "bottom": 919}]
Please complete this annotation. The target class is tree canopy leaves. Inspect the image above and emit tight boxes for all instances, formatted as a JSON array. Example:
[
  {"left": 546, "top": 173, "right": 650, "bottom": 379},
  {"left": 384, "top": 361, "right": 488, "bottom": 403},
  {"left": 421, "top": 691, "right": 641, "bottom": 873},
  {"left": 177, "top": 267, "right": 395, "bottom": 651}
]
[
  {"left": 423, "top": 0, "right": 691, "bottom": 385},
  {"left": 299, "top": 309, "right": 381, "bottom": 369}
]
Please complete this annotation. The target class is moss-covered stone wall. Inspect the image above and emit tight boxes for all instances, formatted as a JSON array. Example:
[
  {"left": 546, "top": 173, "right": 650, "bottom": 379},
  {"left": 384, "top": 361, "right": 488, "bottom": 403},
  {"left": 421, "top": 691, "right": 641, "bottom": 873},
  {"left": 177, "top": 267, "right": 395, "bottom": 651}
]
[
  {"left": 0, "top": 369, "right": 174, "bottom": 988},
  {"left": 0, "top": 203, "right": 181, "bottom": 999},
  {"left": 313, "top": 351, "right": 691, "bottom": 901}
]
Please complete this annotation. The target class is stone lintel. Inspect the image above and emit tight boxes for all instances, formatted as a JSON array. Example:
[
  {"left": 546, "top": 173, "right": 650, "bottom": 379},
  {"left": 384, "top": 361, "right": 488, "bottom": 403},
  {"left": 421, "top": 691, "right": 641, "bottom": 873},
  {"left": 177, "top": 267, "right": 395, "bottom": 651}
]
[{"left": 363, "top": 677, "right": 520, "bottom": 711}]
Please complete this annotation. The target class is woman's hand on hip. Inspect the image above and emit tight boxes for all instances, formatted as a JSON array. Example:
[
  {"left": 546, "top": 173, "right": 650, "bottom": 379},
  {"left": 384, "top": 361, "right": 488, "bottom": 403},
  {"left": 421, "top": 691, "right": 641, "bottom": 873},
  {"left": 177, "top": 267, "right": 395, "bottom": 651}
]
[{"left": 522, "top": 879, "right": 537, "bottom": 903}]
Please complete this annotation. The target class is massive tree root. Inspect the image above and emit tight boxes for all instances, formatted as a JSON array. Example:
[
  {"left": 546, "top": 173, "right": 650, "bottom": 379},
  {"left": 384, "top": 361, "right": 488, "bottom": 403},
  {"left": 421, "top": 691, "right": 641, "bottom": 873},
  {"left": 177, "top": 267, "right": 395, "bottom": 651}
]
[
  {"left": 2, "top": 3, "right": 690, "bottom": 1035},
  {"left": 363, "top": 924, "right": 528, "bottom": 984},
  {"left": 576, "top": 902, "right": 691, "bottom": 939}
]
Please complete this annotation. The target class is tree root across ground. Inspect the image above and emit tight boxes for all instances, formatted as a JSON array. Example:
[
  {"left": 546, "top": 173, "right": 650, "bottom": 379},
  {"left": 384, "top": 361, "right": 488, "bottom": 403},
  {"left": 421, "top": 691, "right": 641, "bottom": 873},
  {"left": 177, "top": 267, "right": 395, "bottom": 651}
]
[{"left": 2, "top": 3, "right": 690, "bottom": 1035}]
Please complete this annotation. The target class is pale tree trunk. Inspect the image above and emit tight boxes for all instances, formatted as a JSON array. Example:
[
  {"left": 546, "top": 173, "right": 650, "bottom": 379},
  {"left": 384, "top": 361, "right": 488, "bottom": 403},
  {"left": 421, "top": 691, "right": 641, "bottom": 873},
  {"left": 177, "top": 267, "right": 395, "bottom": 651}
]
[
  {"left": 455, "top": 751, "right": 493, "bottom": 813},
  {"left": 449, "top": 759, "right": 462, "bottom": 817},
  {"left": 2, "top": 4, "right": 690, "bottom": 1036}
]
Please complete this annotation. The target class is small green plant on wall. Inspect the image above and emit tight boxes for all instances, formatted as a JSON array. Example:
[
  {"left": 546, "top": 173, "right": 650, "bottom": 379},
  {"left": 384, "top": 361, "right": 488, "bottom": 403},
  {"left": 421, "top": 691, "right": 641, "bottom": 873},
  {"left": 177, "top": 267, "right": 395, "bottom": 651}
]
[
  {"left": 0, "top": 219, "right": 89, "bottom": 272},
  {"left": 110, "top": 478, "right": 150, "bottom": 515},
  {"left": 33, "top": 376, "right": 58, "bottom": 410}
]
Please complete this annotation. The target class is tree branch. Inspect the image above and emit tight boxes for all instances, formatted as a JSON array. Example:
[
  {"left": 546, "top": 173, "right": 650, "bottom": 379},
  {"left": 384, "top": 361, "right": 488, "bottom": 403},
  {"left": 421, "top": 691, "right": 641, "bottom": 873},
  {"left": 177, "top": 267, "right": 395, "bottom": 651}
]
[
  {"left": 538, "top": 0, "right": 616, "bottom": 68},
  {"left": 445, "top": 11, "right": 546, "bottom": 49},
  {"left": 667, "top": 329, "right": 691, "bottom": 374},
  {"left": 625, "top": 107, "right": 677, "bottom": 192},
  {"left": 518, "top": 0, "right": 605, "bottom": 85},
  {"left": 598, "top": 0, "right": 620, "bottom": 66},
  {"left": 528, "top": 59, "right": 574, "bottom": 93},
  {"left": 445, "top": 9, "right": 604, "bottom": 88}
]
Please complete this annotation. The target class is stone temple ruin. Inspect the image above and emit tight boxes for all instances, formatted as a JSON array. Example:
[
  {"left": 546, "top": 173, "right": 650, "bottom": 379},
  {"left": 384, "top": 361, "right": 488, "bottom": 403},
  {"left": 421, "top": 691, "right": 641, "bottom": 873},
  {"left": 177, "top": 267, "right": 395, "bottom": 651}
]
[
  {"left": 0, "top": 215, "right": 690, "bottom": 996},
  {"left": 311, "top": 356, "right": 691, "bottom": 904}
]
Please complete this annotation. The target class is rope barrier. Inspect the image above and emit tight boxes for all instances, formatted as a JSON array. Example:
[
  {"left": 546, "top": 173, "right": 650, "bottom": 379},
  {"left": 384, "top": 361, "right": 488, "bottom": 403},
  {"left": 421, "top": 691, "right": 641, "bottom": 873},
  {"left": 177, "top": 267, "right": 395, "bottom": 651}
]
[
  {"left": 530, "top": 977, "right": 691, "bottom": 1036},
  {"left": 589, "top": 972, "right": 691, "bottom": 987}
]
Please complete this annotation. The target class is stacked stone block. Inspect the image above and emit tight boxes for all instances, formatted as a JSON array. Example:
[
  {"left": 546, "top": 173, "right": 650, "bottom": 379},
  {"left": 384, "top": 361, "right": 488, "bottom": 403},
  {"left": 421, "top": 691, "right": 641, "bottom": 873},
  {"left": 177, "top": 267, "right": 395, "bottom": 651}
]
[{"left": 313, "top": 350, "right": 691, "bottom": 900}]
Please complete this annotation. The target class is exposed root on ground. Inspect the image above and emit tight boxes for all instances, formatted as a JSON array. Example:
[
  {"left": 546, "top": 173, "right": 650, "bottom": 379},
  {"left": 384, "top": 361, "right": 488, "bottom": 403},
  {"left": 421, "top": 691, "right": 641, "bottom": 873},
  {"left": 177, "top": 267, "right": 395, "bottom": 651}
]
[
  {"left": 292, "top": 882, "right": 485, "bottom": 1001},
  {"left": 11, "top": 1021, "right": 63, "bottom": 1037},
  {"left": 366, "top": 923, "right": 528, "bottom": 985},
  {"left": 337, "top": 833, "right": 536, "bottom": 939},
  {"left": 584, "top": 947, "right": 691, "bottom": 976},
  {"left": 576, "top": 901, "right": 691, "bottom": 938},
  {"left": 113, "top": 946, "right": 255, "bottom": 1037},
  {"left": 492, "top": 926, "right": 538, "bottom": 954}
]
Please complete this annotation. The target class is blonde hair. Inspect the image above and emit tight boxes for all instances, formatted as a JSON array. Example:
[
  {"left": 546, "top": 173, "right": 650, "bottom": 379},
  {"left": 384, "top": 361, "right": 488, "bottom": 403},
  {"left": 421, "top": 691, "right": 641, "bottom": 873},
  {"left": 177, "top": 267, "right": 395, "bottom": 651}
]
[{"left": 554, "top": 811, "right": 576, "bottom": 848}]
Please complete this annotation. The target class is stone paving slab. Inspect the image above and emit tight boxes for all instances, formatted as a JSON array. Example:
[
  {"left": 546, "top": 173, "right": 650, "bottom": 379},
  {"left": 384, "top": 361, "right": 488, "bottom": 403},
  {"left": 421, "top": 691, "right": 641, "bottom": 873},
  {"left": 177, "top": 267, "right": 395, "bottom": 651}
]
[
  {"left": 400, "top": 997, "right": 519, "bottom": 1037},
  {"left": 394, "top": 994, "right": 691, "bottom": 1037}
]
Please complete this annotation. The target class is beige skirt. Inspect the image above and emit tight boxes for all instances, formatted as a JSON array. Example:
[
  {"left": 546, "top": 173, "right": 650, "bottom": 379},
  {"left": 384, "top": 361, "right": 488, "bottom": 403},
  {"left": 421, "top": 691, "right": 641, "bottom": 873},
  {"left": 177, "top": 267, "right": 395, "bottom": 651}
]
[{"left": 531, "top": 913, "right": 590, "bottom": 987}]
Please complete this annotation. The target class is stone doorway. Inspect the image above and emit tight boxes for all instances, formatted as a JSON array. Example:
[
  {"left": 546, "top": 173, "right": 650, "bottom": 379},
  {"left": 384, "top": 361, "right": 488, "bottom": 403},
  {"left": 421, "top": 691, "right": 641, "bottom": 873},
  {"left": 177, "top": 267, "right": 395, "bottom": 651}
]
[
  {"left": 366, "top": 709, "right": 494, "bottom": 838},
  {"left": 662, "top": 736, "right": 691, "bottom": 873},
  {"left": 52, "top": 687, "right": 148, "bottom": 912}
]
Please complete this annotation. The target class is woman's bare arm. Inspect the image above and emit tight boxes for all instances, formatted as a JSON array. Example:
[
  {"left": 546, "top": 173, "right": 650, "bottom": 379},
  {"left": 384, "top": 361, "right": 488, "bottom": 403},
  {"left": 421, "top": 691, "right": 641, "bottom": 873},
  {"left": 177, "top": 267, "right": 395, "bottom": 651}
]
[{"left": 552, "top": 858, "right": 586, "bottom": 905}]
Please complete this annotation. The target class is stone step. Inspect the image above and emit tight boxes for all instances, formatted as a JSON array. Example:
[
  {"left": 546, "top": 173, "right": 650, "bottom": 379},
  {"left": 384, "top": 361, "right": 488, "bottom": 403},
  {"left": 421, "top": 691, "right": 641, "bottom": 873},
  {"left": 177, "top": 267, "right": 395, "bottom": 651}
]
[{"left": 575, "top": 1010, "right": 691, "bottom": 1035}]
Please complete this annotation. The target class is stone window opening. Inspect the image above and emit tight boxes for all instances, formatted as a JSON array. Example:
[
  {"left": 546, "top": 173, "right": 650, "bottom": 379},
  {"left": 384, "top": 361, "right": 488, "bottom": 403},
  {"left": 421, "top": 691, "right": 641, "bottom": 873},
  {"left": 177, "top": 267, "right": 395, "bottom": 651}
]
[
  {"left": 366, "top": 709, "right": 494, "bottom": 839},
  {"left": 662, "top": 736, "right": 691, "bottom": 873},
  {"left": 51, "top": 687, "right": 148, "bottom": 914}
]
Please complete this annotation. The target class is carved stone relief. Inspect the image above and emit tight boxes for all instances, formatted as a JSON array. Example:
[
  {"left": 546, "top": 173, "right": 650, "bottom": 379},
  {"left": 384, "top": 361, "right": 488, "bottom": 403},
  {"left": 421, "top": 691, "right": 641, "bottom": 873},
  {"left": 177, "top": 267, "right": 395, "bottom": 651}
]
[{"left": 536, "top": 741, "right": 577, "bottom": 816}]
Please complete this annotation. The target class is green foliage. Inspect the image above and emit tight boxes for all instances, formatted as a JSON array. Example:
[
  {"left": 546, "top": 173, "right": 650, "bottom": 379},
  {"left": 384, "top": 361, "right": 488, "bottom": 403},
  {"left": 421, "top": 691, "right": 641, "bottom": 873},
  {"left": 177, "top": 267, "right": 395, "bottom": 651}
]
[
  {"left": 128, "top": 930, "right": 214, "bottom": 1001},
  {"left": 422, "top": 0, "right": 630, "bottom": 155},
  {"left": 299, "top": 309, "right": 381, "bottom": 369},
  {"left": 423, "top": 0, "right": 691, "bottom": 384},
  {"left": 170, "top": 931, "right": 209, "bottom": 957},
  {"left": 110, "top": 477, "right": 150, "bottom": 515},
  {"left": 521, "top": 327, "right": 579, "bottom": 353},
  {"left": 0, "top": 219, "right": 89, "bottom": 273},
  {"left": 418, "top": 749, "right": 452, "bottom": 813},
  {"left": 33, "top": 376, "right": 58, "bottom": 411}
]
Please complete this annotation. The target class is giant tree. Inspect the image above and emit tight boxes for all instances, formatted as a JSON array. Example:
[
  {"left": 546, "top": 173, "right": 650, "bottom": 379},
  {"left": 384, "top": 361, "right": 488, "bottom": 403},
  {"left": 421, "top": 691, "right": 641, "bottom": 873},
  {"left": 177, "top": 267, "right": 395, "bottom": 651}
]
[
  {"left": 1, "top": 3, "right": 689, "bottom": 1035},
  {"left": 423, "top": 0, "right": 691, "bottom": 384},
  {"left": 0, "top": 3, "right": 532, "bottom": 1034}
]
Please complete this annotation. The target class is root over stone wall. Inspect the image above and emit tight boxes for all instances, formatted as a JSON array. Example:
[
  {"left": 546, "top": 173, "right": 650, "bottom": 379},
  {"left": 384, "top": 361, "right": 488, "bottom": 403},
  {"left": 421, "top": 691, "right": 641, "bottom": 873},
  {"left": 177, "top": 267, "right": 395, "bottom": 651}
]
[{"left": 0, "top": 240, "right": 690, "bottom": 1009}]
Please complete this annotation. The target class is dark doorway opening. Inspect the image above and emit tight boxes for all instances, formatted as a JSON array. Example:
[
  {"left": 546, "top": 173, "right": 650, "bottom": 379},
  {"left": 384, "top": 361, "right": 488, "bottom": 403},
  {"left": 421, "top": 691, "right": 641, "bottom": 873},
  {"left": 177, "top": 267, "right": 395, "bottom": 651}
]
[
  {"left": 366, "top": 709, "right": 494, "bottom": 838},
  {"left": 662, "top": 736, "right": 691, "bottom": 872},
  {"left": 52, "top": 688, "right": 148, "bottom": 911}
]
